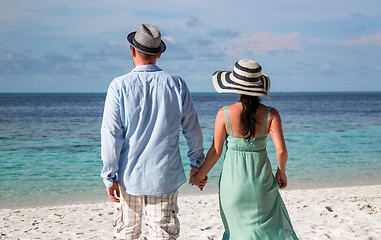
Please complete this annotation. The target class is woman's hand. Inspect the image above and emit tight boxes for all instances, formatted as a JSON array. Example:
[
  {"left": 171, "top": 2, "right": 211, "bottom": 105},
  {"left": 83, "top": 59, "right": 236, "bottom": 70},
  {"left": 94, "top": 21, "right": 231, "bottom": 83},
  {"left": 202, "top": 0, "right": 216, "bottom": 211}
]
[
  {"left": 189, "top": 173, "right": 208, "bottom": 191},
  {"left": 275, "top": 168, "right": 287, "bottom": 189}
]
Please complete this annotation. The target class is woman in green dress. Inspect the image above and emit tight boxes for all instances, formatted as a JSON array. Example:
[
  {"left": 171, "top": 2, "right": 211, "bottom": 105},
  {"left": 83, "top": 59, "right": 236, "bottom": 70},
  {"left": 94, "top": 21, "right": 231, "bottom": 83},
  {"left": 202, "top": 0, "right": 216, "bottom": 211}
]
[{"left": 190, "top": 60, "right": 298, "bottom": 239}]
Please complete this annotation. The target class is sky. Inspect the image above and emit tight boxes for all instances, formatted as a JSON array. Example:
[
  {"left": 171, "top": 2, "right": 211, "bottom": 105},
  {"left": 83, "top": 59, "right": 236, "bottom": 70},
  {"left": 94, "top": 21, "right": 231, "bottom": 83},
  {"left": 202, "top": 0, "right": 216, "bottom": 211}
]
[{"left": 0, "top": 0, "right": 381, "bottom": 93}]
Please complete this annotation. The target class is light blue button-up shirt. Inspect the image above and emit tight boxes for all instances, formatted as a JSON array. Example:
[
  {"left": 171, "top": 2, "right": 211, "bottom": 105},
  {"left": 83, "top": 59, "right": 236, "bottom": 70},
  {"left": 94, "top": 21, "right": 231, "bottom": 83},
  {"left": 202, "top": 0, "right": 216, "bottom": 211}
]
[{"left": 100, "top": 64, "right": 205, "bottom": 195}]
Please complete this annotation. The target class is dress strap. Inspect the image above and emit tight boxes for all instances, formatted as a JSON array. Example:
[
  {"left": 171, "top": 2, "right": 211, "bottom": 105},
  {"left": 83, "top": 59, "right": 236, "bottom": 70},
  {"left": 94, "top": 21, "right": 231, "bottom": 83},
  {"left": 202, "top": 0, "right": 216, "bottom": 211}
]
[
  {"left": 259, "top": 106, "right": 272, "bottom": 137},
  {"left": 223, "top": 106, "right": 234, "bottom": 137}
]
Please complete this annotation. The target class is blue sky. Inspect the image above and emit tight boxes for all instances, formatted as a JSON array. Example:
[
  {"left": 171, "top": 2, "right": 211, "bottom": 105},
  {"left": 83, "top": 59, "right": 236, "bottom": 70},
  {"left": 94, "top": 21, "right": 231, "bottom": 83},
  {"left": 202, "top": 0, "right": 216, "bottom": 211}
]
[{"left": 1, "top": 0, "right": 380, "bottom": 92}]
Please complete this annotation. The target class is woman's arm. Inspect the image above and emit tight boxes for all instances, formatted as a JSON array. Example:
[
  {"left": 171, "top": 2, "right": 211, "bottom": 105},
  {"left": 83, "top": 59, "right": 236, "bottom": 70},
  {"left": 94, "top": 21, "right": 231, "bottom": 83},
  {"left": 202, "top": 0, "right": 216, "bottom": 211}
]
[
  {"left": 268, "top": 108, "right": 288, "bottom": 189},
  {"left": 190, "top": 108, "right": 227, "bottom": 187}
]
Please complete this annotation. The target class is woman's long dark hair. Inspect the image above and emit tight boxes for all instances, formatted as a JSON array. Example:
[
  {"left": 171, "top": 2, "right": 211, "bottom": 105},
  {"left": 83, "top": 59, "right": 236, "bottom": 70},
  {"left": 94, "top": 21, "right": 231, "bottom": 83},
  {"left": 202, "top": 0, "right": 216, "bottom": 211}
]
[{"left": 240, "top": 95, "right": 261, "bottom": 139}]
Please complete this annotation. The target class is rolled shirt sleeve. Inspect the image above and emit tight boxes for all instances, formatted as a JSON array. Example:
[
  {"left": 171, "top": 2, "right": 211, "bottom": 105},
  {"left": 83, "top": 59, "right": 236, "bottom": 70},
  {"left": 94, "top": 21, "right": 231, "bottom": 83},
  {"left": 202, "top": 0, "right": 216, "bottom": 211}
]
[{"left": 100, "top": 82, "right": 125, "bottom": 187}]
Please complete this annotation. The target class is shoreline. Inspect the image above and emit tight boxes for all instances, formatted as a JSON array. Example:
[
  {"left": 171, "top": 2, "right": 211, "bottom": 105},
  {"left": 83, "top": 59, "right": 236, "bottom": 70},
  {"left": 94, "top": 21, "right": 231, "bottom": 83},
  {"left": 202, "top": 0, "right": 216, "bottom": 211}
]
[
  {"left": 1, "top": 185, "right": 380, "bottom": 239},
  {"left": 1, "top": 181, "right": 380, "bottom": 210}
]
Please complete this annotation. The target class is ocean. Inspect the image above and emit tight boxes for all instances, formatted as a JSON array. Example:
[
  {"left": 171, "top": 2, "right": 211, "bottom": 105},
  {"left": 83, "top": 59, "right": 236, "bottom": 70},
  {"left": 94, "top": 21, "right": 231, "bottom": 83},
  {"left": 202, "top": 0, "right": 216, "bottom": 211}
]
[{"left": 0, "top": 92, "right": 380, "bottom": 208}]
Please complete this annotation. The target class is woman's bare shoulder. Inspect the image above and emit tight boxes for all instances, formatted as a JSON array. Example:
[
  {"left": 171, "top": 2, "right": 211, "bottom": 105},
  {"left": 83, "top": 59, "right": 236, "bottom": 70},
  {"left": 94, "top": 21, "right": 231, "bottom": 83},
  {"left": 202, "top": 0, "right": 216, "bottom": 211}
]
[
  {"left": 259, "top": 105, "right": 281, "bottom": 125},
  {"left": 215, "top": 107, "right": 226, "bottom": 122},
  {"left": 269, "top": 106, "right": 280, "bottom": 115},
  {"left": 216, "top": 107, "right": 225, "bottom": 116},
  {"left": 259, "top": 104, "right": 280, "bottom": 117}
]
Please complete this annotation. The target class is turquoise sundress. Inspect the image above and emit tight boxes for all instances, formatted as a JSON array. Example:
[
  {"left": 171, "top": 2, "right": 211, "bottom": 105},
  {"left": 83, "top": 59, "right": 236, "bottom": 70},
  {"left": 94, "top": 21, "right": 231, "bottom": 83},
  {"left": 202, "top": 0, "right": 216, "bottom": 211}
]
[{"left": 219, "top": 106, "right": 298, "bottom": 240}]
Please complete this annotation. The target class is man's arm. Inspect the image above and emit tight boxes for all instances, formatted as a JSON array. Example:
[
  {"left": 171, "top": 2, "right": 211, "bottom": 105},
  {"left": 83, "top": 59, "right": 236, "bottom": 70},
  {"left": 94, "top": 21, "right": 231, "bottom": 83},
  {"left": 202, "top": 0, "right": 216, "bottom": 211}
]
[
  {"left": 180, "top": 82, "right": 205, "bottom": 169},
  {"left": 100, "top": 82, "right": 124, "bottom": 197}
]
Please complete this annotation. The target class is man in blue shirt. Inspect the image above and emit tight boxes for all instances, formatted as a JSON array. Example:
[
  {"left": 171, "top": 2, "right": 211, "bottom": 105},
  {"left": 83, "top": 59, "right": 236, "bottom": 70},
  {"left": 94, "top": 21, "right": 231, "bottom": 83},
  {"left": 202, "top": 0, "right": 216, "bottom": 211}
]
[{"left": 101, "top": 24, "right": 205, "bottom": 239}]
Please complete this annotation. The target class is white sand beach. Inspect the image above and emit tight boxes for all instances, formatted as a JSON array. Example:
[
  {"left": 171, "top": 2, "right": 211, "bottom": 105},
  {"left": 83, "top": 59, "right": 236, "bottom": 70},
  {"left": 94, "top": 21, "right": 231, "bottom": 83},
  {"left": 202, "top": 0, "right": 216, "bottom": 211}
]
[{"left": 1, "top": 185, "right": 380, "bottom": 240}]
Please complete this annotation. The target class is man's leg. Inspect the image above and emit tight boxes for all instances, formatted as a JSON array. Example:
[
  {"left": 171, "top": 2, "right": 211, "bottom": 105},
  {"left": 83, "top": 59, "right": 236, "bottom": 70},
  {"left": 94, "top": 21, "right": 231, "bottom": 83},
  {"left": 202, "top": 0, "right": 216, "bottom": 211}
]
[
  {"left": 113, "top": 186, "right": 144, "bottom": 240},
  {"left": 144, "top": 190, "right": 180, "bottom": 240}
]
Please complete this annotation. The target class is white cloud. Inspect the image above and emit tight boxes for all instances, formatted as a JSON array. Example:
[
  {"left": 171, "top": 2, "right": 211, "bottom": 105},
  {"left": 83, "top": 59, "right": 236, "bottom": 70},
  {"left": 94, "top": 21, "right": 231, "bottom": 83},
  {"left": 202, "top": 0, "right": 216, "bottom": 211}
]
[
  {"left": 319, "top": 64, "right": 336, "bottom": 74},
  {"left": 370, "top": 65, "right": 381, "bottom": 73},
  {"left": 224, "top": 32, "right": 302, "bottom": 56},
  {"left": 345, "top": 33, "right": 381, "bottom": 47},
  {"left": 163, "top": 36, "right": 176, "bottom": 43}
]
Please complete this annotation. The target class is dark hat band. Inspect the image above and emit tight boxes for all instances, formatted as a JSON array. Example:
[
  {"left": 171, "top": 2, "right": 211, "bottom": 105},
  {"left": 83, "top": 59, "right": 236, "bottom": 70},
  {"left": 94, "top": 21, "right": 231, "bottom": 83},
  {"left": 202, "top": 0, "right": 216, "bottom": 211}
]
[
  {"left": 132, "top": 37, "right": 162, "bottom": 54},
  {"left": 235, "top": 61, "right": 262, "bottom": 73},
  {"left": 233, "top": 71, "right": 262, "bottom": 83},
  {"left": 226, "top": 72, "right": 266, "bottom": 89}
]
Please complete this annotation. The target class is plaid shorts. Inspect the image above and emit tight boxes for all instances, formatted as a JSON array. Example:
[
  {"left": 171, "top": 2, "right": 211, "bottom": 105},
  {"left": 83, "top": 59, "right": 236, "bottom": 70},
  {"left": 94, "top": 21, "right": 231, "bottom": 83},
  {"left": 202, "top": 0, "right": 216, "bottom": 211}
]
[{"left": 113, "top": 186, "right": 180, "bottom": 240}]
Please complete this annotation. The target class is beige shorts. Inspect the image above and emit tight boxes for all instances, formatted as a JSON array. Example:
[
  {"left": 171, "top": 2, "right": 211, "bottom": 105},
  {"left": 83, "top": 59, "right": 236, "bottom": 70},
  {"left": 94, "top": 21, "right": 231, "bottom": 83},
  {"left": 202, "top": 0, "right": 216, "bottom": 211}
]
[{"left": 113, "top": 187, "right": 180, "bottom": 240}]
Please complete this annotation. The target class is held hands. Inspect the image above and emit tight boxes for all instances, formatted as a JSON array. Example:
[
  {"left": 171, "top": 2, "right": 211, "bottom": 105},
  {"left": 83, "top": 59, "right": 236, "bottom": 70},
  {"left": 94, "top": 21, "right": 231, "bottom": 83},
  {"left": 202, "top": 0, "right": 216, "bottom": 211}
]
[
  {"left": 189, "top": 168, "right": 208, "bottom": 191},
  {"left": 275, "top": 168, "right": 287, "bottom": 189}
]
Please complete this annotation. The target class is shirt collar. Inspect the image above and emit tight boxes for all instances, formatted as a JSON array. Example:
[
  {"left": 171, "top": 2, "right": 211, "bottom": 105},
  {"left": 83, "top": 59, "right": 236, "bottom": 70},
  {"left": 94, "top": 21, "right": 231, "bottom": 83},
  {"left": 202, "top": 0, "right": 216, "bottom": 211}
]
[{"left": 132, "top": 64, "right": 162, "bottom": 73}]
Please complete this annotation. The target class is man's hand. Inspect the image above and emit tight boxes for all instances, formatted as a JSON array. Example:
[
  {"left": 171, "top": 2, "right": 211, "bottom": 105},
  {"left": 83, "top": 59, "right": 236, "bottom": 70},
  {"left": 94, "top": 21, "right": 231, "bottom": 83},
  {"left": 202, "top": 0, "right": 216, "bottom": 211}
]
[
  {"left": 106, "top": 181, "right": 120, "bottom": 203},
  {"left": 189, "top": 168, "right": 208, "bottom": 191},
  {"left": 190, "top": 167, "right": 199, "bottom": 178}
]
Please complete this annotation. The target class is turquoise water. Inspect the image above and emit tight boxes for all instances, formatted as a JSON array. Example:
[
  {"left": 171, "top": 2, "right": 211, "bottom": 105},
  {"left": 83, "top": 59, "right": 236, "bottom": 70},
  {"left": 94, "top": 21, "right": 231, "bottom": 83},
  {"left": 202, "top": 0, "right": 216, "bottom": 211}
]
[{"left": 0, "top": 92, "right": 380, "bottom": 208}]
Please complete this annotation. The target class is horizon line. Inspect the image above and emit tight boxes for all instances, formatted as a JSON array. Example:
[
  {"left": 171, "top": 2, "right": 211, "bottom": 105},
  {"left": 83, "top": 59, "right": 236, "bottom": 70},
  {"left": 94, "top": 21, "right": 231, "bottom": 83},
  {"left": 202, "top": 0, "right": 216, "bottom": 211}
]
[{"left": 1, "top": 90, "right": 381, "bottom": 94}]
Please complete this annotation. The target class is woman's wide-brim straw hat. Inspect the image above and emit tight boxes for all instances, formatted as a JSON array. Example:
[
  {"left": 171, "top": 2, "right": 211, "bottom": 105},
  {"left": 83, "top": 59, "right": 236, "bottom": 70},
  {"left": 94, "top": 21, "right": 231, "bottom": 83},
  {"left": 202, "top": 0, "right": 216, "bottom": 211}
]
[
  {"left": 127, "top": 24, "right": 166, "bottom": 55},
  {"left": 212, "top": 59, "right": 271, "bottom": 100}
]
